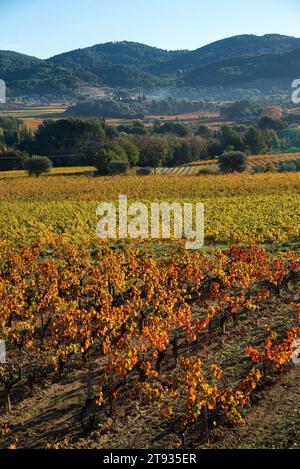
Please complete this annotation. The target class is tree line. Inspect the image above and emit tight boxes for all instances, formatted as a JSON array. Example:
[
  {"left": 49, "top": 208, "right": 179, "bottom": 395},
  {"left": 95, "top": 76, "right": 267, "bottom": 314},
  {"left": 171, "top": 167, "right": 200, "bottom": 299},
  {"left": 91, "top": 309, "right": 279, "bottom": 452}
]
[{"left": 0, "top": 111, "right": 298, "bottom": 175}]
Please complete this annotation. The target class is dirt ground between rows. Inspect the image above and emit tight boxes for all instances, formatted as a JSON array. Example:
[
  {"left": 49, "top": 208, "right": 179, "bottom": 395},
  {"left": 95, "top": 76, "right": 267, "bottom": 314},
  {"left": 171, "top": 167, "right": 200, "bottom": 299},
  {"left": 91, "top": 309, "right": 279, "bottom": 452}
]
[
  {"left": 1, "top": 283, "right": 299, "bottom": 450},
  {"left": 1, "top": 357, "right": 299, "bottom": 450}
]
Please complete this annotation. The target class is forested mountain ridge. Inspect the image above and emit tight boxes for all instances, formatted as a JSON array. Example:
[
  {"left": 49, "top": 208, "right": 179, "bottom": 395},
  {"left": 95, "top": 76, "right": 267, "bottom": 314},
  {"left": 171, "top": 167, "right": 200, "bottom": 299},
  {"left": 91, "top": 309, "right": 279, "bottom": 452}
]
[
  {"left": 147, "top": 34, "right": 300, "bottom": 75},
  {"left": 0, "top": 50, "right": 41, "bottom": 76},
  {"left": 49, "top": 41, "right": 187, "bottom": 68},
  {"left": 183, "top": 46, "right": 300, "bottom": 87},
  {"left": 1, "top": 34, "right": 300, "bottom": 96}
]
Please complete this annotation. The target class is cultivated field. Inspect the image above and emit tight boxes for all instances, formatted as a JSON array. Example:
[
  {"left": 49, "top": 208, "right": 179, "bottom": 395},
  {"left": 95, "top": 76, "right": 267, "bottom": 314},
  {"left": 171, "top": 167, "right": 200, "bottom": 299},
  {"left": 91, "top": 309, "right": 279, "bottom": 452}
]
[
  {"left": 185, "top": 153, "right": 300, "bottom": 173},
  {"left": 0, "top": 171, "right": 299, "bottom": 450},
  {"left": 0, "top": 107, "right": 222, "bottom": 130},
  {"left": 0, "top": 107, "right": 67, "bottom": 130},
  {"left": 0, "top": 107, "right": 67, "bottom": 119},
  {"left": 0, "top": 166, "right": 95, "bottom": 179},
  {"left": 0, "top": 172, "right": 298, "bottom": 246}
]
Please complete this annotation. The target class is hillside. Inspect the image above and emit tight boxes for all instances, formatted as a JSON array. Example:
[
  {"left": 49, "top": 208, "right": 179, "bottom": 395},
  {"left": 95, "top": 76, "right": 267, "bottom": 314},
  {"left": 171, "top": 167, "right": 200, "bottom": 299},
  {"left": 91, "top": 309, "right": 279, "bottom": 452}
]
[
  {"left": 0, "top": 50, "right": 41, "bottom": 77},
  {"left": 147, "top": 34, "right": 300, "bottom": 75},
  {"left": 49, "top": 41, "right": 186, "bottom": 68},
  {"left": 1, "top": 34, "right": 300, "bottom": 96},
  {"left": 5, "top": 62, "right": 164, "bottom": 96},
  {"left": 183, "top": 47, "right": 300, "bottom": 87}
]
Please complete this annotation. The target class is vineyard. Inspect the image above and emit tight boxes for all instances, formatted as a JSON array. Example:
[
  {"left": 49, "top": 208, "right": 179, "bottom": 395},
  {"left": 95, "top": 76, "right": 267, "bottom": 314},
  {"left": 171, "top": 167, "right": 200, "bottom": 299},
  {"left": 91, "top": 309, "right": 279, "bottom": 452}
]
[
  {"left": 184, "top": 153, "right": 300, "bottom": 173},
  {"left": 0, "top": 241, "right": 299, "bottom": 448},
  {"left": 0, "top": 172, "right": 299, "bottom": 449},
  {"left": 0, "top": 166, "right": 96, "bottom": 179},
  {"left": 246, "top": 153, "right": 300, "bottom": 171},
  {"left": 0, "top": 173, "right": 299, "bottom": 246}
]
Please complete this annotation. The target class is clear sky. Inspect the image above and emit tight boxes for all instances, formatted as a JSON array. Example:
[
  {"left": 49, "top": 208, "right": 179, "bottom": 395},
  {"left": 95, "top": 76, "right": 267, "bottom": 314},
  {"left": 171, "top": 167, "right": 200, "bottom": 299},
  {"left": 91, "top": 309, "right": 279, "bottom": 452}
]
[{"left": 0, "top": 0, "right": 299, "bottom": 58}]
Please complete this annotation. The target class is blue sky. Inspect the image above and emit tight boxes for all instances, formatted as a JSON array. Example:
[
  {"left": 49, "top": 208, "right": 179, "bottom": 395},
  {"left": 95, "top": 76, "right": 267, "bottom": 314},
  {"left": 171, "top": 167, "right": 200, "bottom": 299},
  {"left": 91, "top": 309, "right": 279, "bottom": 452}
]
[{"left": 0, "top": 0, "right": 299, "bottom": 58}]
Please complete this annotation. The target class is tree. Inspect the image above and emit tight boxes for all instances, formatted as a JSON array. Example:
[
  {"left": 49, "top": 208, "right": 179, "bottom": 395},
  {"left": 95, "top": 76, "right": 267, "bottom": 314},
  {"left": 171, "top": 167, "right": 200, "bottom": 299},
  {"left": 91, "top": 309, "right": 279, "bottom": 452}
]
[
  {"left": 104, "top": 125, "right": 119, "bottom": 140},
  {"left": 4, "top": 130, "right": 19, "bottom": 147},
  {"left": 244, "top": 127, "right": 267, "bottom": 154},
  {"left": 24, "top": 156, "right": 52, "bottom": 177},
  {"left": 139, "top": 137, "right": 169, "bottom": 168},
  {"left": 67, "top": 100, "right": 145, "bottom": 119},
  {"left": 207, "top": 139, "right": 224, "bottom": 158},
  {"left": 136, "top": 167, "right": 152, "bottom": 175},
  {"left": 32, "top": 118, "right": 105, "bottom": 159},
  {"left": 258, "top": 116, "right": 287, "bottom": 131},
  {"left": 171, "top": 137, "right": 208, "bottom": 166},
  {"left": 94, "top": 142, "right": 128, "bottom": 175},
  {"left": 197, "top": 125, "right": 212, "bottom": 138},
  {"left": 149, "top": 98, "right": 205, "bottom": 116},
  {"left": 117, "top": 134, "right": 139, "bottom": 167},
  {"left": 117, "top": 121, "right": 146, "bottom": 135},
  {"left": 262, "top": 129, "right": 279, "bottom": 150},
  {"left": 0, "top": 116, "right": 21, "bottom": 132},
  {"left": 221, "top": 125, "right": 244, "bottom": 151},
  {"left": 152, "top": 122, "right": 190, "bottom": 137},
  {"left": 94, "top": 149, "right": 110, "bottom": 175},
  {"left": 218, "top": 151, "right": 247, "bottom": 174},
  {"left": 0, "top": 149, "right": 27, "bottom": 171},
  {"left": 107, "top": 160, "right": 129, "bottom": 175},
  {"left": 221, "top": 100, "right": 255, "bottom": 120},
  {"left": 18, "top": 122, "right": 35, "bottom": 143}
]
